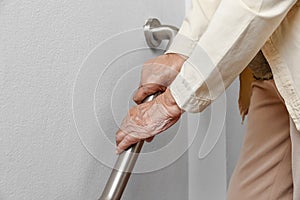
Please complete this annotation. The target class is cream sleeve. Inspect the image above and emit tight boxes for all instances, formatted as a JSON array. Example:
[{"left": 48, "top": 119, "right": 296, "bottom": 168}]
[
  {"left": 169, "top": 0, "right": 297, "bottom": 112},
  {"left": 166, "top": 0, "right": 221, "bottom": 57}
]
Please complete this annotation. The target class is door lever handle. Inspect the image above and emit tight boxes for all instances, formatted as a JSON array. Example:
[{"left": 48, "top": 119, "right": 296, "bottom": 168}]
[{"left": 144, "top": 18, "right": 179, "bottom": 50}]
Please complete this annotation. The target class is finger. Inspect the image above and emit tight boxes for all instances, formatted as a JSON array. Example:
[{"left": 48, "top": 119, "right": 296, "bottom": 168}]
[
  {"left": 145, "top": 136, "right": 154, "bottom": 143},
  {"left": 116, "top": 134, "right": 140, "bottom": 154},
  {"left": 133, "top": 84, "right": 158, "bottom": 104},
  {"left": 133, "top": 84, "right": 166, "bottom": 104},
  {"left": 115, "top": 129, "right": 127, "bottom": 146}
]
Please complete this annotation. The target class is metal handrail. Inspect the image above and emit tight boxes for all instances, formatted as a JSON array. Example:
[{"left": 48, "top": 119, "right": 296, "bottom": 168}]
[{"left": 99, "top": 18, "right": 178, "bottom": 200}]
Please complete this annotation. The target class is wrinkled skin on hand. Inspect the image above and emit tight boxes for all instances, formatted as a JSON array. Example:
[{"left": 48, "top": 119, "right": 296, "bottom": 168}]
[
  {"left": 115, "top": 88, "right": 182, "bottom": 154},
  {"left": 133, "top": 53, "right": 187, "bottom": 104}
]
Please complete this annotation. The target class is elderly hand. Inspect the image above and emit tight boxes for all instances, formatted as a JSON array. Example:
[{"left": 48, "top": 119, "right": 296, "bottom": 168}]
[
  {"left": 133, "top": 53, "right": 186, "bottom": 104},
  {"left": 115, "top": 88, "right": 182, "bottom": 154}
]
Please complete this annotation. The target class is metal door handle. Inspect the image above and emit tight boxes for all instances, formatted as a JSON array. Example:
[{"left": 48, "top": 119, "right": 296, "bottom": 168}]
[{"left": 144, "top": 18, "right": 179, "bottom": 50}]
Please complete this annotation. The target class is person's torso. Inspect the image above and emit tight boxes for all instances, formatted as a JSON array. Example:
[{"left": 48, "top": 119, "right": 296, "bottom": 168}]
[{"left": 261, "top": 2, "right": 300, "bottom": 130}]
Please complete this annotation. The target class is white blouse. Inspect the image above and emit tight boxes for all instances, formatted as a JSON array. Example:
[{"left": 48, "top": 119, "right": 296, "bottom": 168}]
[{"left": 167, "top": 0, "right": 300, "bottom": 131}]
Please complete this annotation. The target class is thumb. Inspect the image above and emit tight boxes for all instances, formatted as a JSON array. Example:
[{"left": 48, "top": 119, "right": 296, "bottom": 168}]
[{"left": 133, "top": 83, "right": 166, "bottom": 104}]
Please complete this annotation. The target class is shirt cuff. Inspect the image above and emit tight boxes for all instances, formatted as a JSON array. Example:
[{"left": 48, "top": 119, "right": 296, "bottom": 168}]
[
  {"left": 170, "top": 45, "right": 215, "bottom": 113},
  {"left": 166, "top": 33, "right": 198, "bottom": 57},
  {"left": 170, "top": 74, "right": 211, "bottom": 113}
]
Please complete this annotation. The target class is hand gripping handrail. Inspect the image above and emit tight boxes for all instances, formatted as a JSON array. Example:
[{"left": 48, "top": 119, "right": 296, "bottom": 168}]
[{"left": 99, "top": 18, "right": 178, "bottom": 200}]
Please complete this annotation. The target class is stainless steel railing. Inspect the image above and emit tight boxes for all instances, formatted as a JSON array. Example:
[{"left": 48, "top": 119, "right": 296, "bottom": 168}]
[{"left": 99, "top": 18, "right": 178, "bottom": 200}]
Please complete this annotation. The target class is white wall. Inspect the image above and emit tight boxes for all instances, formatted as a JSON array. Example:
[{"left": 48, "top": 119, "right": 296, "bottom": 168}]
[
  {"left": 0, "top": 0, "right": 188, "bottom": 199},
  {"left": 225, "top": 80, "right": 247, "bottom": 184},
  {"left": 187, "top": 100, "right": 227, "bottom": 200},
  {"left": 0, "top": 0, "right": 241, "bottom": 199}
]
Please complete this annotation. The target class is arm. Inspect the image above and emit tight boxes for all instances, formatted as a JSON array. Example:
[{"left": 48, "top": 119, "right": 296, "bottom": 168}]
[
  {"left": 116, "top": 0, "right": 222, "bottom": 153},
  {"left": 116, "top": 0, "right": 297, "bottom": 153},
  {"left": 133, "top": 0, "right": 222, "bottom": 103},
  {"left": 166, "top": 0, "right": 222, "bottom": 57},
  {"left": 170, "top": 0, "right": 297, "bottom": 112}
]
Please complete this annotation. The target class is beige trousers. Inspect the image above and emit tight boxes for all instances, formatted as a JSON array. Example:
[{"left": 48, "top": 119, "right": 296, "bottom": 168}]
[{"left": 227, "top": 80, "right": 300, "bottom": 199}]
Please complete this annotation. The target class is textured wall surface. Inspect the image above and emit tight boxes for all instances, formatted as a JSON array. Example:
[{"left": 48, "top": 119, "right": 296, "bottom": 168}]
[
  {"left": 225, "top": 80, "right": 247, "bottom": 185},
  {"left": 0, "top": 0, "right": 187, "bottom": 199},
  {"left": 187, "top": 95, "right": 227, "bottom": 200},
  {"left": 0, "top": 0, "right": 235, "bottom": 199}
]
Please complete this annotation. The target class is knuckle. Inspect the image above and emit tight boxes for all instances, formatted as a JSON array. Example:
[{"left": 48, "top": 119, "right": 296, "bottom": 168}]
[
  {"left": 125, "top": 134, "right": 135, "bottom": 142},
  {"left": 125, "top": 134, "right": 139, "bottom": 144}
]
